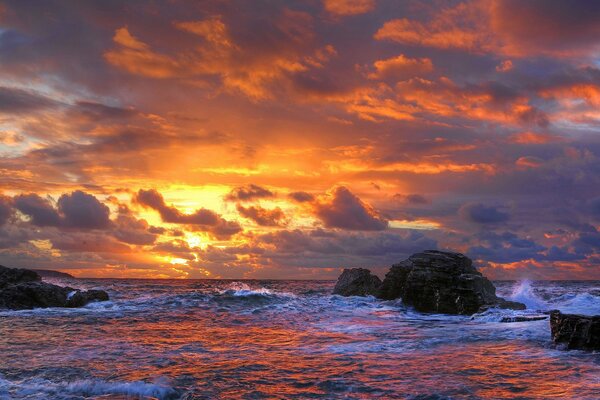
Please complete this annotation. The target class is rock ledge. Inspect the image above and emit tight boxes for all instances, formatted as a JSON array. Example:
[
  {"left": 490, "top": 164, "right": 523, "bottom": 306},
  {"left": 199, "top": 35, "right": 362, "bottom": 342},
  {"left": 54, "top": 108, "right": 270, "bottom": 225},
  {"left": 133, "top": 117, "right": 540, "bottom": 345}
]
[{"left": 0, "top": 265, "right": 109, "bottom": 310}]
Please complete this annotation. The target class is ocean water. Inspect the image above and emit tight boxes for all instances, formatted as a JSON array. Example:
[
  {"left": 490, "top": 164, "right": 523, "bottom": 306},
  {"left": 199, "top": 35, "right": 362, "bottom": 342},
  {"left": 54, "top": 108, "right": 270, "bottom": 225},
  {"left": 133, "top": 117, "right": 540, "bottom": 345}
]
[{"left": 0, "top": 279, "right": 599, "bottom": 400}]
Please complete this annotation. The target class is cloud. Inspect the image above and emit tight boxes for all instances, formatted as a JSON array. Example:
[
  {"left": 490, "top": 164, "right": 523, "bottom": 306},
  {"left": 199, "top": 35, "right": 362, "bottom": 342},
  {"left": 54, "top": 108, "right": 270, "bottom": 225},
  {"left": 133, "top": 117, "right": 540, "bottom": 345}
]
[
  {"left": 459, "top": 202, "right": 509, "bottom": 224},
  {"left": 490, "top": 0, "right": 600, "bottom": 56},
  {"left": 313, "top": 186, "right": 388, "bottom": 230},
  {"left": 237, "top": 205, "right": 286, "bottom": 226},
  {"left": 374, "top": 3, "right": 491, "bottom": 52},
  {"left": 288, "top": 191, "right": 315, "bottom": 203},
  {"left": 323, "top": 0, "right": 375, "bottom": 16},
  {"left": 0, "top": 196, "right": 12, "bottom": 226},
  {"left": 134, "top": 189, "right": 242, "bottom": 239},
  {"left": 112, "top": 210, "right": 157, "bottom": 246},
  {"left": 0, "top": 86, "right": 58, "bottom": 114},
  {"left": 225, "top": 184, "right": 275, "bottom": 201},
  {"left": 14, "top": 191, "right": 111, "bottom": 230},
  {"left": 13, "top": 194, "right": 61, "bottom": 227},
  {"left": 57, "top": 190, "right": 112, "bottom": 229},
  {"left": 394, "top": 193, "right": 429, "bottom": 205},
  {"left": 367, "top": 54, "right": 433, "bottom": 81},
  {"left": 104, "top": 9, "right": 325, "bottom": 100}
]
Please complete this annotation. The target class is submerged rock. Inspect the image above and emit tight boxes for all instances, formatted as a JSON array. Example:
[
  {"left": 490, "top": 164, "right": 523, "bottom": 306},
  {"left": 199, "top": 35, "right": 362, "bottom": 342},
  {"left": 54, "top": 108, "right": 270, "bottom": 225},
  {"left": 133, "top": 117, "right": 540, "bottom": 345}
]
[
  {"left": 550, "top": 310, "right": 600, "bottom": 350},
  {"left": 333, "top": 268, "right": 382, "bottom": 296},
  {"left": 0, "top": 265, "right": 109, "bottom": 310},
  {"left": 332, "top": 250, "right": 526, "bottom": 315},
  {"left": 500, "top": 315, "right": 548, "bottom": 323}
]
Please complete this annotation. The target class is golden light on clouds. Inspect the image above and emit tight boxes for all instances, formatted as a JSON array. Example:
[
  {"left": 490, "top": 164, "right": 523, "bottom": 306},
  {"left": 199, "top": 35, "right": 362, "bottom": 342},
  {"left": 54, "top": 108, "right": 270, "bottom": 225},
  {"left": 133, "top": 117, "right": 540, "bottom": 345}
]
[{"left": 0, "top": 0, "right": 598, "bottom": 280}]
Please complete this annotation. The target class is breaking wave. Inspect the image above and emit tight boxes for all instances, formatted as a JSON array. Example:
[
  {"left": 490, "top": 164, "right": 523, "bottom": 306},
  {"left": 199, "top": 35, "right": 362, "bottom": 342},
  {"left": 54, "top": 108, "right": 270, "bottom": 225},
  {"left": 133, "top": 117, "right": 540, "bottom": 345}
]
[{"left": 0, "top": 374, "right": 178, "bottom": 400}]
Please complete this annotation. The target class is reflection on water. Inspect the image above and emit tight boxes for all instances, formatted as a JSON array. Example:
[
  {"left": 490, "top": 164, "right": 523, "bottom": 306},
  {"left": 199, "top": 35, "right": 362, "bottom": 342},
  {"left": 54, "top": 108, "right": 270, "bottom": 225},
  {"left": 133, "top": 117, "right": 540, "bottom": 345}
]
[{"left": 0, "top": 279, "right": 599, "bottom": 399}]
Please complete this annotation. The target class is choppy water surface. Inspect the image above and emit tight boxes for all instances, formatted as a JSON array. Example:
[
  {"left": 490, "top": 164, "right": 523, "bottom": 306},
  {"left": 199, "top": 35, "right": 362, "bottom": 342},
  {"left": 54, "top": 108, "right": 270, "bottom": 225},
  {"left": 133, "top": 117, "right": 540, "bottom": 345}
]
[{"left": 0, "top": 279, "right": 599, "bottom": 399}]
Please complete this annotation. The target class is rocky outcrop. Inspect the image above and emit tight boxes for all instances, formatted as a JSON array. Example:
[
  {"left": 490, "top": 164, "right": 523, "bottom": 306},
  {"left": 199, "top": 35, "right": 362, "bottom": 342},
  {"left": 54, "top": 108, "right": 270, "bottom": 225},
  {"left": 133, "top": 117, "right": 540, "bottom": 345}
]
[
  {"left": 333, "top": 268, "right": 382, "bottom": 297},
  {"left": 388, "top": 250, "right": 507, "bottom": 314},
  {"left": 34, "top": 269, "right": 75, "bottom": 279},
  {"left": 550, "top": 310, "right": 600, "bottom": 350},
  {"left": 332, "top": 250, "right": 526, "bottom": 315},
  {"left": 0, "top": 265, "right": 109, "bottom": 310}
]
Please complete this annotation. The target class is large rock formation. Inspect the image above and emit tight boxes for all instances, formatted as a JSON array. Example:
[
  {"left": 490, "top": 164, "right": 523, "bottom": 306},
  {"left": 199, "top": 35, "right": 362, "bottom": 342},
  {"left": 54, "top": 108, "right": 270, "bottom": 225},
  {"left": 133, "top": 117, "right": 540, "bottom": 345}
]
[
  {"left": 550, "top": 310, "right": 600, "bottom": 350},
  {"left": 0, "top": 265, "right": 109, "bottom": 310},
  {"left": 333, "top": 250, "right": 526, "bottom": 315},
  {"left": 333, "top": 268, "right": 382, "bottom": 297}
]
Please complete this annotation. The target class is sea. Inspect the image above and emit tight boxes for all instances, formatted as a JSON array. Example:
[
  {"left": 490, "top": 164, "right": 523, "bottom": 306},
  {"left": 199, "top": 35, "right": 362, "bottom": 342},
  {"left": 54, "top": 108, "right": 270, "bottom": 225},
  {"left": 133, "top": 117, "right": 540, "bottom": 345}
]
[{"left": 0, "top": 278, "right": 599, "bottom": 399}]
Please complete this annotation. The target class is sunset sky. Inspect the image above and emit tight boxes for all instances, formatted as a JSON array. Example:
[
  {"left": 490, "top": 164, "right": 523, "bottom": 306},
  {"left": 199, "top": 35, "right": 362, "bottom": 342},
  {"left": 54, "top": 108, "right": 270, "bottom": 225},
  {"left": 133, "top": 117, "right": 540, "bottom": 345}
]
[{"left": 0, "top": 0, "right": 599, "bottom": 279}]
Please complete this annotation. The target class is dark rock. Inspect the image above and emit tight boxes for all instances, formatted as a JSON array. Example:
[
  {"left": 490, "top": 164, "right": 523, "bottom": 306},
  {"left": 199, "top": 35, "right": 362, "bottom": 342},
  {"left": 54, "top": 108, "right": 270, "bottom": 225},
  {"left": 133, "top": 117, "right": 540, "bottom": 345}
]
[
  {"left": 33, "top": 269, "right": 75, "bottom": 279},
  {"left": 0, "top": 265, "right": 109, "bottom": 310},
  {"left": 550, "top": 310, "right": 600, "bottom": 350},
  {"left": 0, "top": 265, "right": 41, "bottom": 289},
  {"left": 500, "top": 315, "right": 548, "bottom": 323},
  {"left": 66, "top": 289, "right": 109, "bottom": 307},
  {"left": 333, "top": 268, "right": 382, "bottom": 296},
  {"left": 377, "top": 250, "right": 525, "bottom": 315},
  {"left": 377, "top": 261, "right": 412, "bottom": 300}
]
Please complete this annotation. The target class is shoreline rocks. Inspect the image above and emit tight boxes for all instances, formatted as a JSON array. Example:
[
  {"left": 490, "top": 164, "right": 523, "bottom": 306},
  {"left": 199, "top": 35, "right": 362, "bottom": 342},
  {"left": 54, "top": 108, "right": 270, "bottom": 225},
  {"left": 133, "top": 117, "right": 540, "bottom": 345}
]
[
  {"left": 333, "top": 268, "right": 382, "bottom": 297},
  {"left": 333, "top": 250, "right": 526, "bottom": 315},
  {"left": 550, "top": 310, "right": 600, "bottom": 350},
  {"left": 0, "top": 265, "right": 109, "bottom": 310}
]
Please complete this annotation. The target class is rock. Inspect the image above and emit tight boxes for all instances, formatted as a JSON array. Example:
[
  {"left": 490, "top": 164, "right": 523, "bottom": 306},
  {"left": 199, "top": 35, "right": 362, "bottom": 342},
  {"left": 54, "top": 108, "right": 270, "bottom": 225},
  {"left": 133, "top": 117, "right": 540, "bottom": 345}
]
[
  {"left": 0, "top": 265, "right": 109, "bottom": 310},
  {"left": 377, "top": 250, "right": 525, "bottom": 315},
  {"left": 333, "top": 268, "right": 382, "bottom": 296},
  {"left": 376, "top": 261, "right": 412, "bottom": 300},
  {"left": 500, "top": 315, "right": 548, "bottom": 323},
  {"left": 550, "top": 310, "right": 600, "bottom": 350},
  {"left": 66, "top": 289, "right": 109, "bottom": 307},
  {"left": 0, "top": 265, "right": 40, "bottom": 289},
  {"left": 33, "top": 269, "right": 75, "bottom": 279}
]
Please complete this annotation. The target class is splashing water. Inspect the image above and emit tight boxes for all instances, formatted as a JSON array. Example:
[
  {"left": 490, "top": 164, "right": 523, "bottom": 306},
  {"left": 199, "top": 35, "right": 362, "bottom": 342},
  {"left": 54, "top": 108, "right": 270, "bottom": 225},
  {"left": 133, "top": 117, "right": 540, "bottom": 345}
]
[{"left": 508, "top": 280, "right": 548, "bottom": 310}]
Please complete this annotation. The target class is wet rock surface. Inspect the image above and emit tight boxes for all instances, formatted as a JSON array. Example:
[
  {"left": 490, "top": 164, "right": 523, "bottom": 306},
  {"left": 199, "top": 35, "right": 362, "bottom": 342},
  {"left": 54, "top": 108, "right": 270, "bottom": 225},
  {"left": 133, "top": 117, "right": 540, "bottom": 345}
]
[
  {"left": 550, "top": 310, "right": 600, "bottom": 350},
  {"left": 0, "top": 265, "right": 109, "bottom": 310},
  {"left": 332, "top": 268, "right": 382, "bottom": 297},
  {"left": 333, "top": 250, "right": 526, "bottom": 315}
]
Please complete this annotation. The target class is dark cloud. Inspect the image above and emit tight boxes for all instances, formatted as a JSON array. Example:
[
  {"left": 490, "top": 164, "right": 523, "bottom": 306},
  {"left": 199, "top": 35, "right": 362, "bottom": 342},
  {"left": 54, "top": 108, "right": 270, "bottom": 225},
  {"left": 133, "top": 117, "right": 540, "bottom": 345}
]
[
  {"left": 459, "top": 203, "right": 510, "bottom": 224},
  {"left": 288, "top": 191, "right": 315, "bottom": 203},
  {"left": 14, "top": 193, "right": 61, "bottom": 227},
  {"left": 112, "top": 214, "right": 157, "bottom": 246},
  {"left": 0, "top": 86, "right": 58, "bottom": 114},
  {"left": 491, "top": 0, "right": 600, "bottom": 54},
  {"left": 314, "top": 186, "right": 388, "bottom": 230},
  {"left": 0, "top": 196, "right": 13, "bottom": 226},
  {"left": 588, "top": 197, "right": 600, "bottom": 218},
  {"left": 394, "top": 193, "right": 429, "bottom": 205},
  {"left": 255, "top": 228, "right": 437, "bottom": 270},
  {"left": 135, "top": 189, "right": 242, "bottom": 239},
  {"left": 14, "top": 191, "right": 111, "bottom": 230},
  {"left": 225, "top": 184, "right": 275, "bottom": 201},
  {"left": 57, "top": 190, "right": 111, "bottom": 229},
  {"left": 237, "top": 205, "right": 286, "bottom": 226}
]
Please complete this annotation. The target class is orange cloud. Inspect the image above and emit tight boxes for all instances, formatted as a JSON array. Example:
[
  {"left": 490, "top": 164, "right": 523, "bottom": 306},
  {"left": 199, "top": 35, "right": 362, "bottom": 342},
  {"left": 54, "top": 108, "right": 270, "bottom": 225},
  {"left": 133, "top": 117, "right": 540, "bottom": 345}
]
[
  {"left": 367, "top": 54, "right": 433, "bottom": 81},
  {"left": 105, "top": 11, "right": 327, "bottom": 100},
  {"left": 509, "top": 132, "right": 561, "bottom": 144},
  {"left": 323, "top": 0, "right": 375, "bottom": 16},
  {"left": 374, "top": 2, "right": 492, "bottom": 52}
]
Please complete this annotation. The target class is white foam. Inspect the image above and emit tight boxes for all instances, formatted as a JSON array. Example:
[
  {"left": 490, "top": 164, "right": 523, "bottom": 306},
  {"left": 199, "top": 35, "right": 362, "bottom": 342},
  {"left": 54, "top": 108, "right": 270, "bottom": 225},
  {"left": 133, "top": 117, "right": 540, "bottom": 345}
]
[
  {"left": 220, "top": 282, "right": 294, "bottom": 298},
  {"left": 0, "top": 374, "right": 177, "bottom": 399},
  {"left": 508, "top": 280, "right": 547, "bottom": 310},
  {"left": 549, "top": 292, "right": 600, "bottom": 315}
]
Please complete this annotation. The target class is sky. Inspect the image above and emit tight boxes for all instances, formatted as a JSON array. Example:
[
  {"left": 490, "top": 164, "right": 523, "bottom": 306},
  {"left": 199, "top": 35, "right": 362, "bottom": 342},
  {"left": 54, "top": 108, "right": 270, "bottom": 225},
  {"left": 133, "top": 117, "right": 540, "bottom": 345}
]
[{"left": 0, "top": 0, "right": 599, "bottom": 279}]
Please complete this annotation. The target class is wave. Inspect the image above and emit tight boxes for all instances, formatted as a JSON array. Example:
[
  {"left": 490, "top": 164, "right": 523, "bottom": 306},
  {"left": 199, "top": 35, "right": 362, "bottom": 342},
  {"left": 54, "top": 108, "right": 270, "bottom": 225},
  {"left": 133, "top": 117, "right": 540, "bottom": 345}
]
[
  {"left": 0, "top": 374, "right": 179, "bottom": 400},
  {"left": 507, "top": 280, "right": 548, "bottom": 310},
  {"left": 217, "top": 282, "right": 295, "bottom": 299}
]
